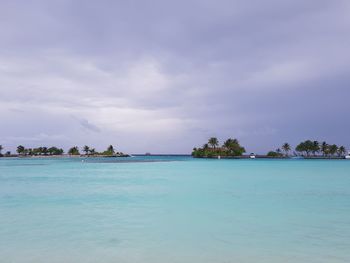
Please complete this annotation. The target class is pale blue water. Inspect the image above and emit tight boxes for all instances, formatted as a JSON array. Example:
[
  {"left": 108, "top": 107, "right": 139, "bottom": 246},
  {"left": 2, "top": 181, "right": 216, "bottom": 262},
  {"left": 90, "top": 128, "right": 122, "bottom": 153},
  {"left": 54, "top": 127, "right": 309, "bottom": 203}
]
[{"left": 0, "top": 156, "right": 349, "bottom": 263}]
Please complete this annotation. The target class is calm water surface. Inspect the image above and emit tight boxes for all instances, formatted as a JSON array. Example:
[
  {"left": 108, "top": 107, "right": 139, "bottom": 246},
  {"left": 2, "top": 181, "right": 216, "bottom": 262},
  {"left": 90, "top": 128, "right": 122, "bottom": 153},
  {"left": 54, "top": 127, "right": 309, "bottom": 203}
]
[{"left": 0, "top": 156, "right": 349, "bottom": 263}]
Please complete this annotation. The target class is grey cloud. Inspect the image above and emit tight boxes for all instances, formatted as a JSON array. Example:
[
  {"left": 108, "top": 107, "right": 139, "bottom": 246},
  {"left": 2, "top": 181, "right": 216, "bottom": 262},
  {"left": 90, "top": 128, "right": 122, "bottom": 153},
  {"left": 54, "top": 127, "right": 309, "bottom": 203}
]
[{"left": 75, "top": 117, "right": 101, "bottom": 133}]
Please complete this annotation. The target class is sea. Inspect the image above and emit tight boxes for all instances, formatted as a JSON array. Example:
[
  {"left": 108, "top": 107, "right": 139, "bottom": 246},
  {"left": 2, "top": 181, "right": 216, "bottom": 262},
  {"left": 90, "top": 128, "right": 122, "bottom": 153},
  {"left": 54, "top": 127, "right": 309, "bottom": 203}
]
[{"left": 0, "top": 156, "right": 349, "bottom": 263}]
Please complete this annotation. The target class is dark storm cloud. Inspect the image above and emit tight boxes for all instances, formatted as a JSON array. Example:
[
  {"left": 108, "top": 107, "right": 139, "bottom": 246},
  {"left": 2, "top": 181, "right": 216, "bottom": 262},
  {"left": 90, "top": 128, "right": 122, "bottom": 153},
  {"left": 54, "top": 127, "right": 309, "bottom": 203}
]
[{"left": 0, "top": 0, "right": 349, "bottom": 153}]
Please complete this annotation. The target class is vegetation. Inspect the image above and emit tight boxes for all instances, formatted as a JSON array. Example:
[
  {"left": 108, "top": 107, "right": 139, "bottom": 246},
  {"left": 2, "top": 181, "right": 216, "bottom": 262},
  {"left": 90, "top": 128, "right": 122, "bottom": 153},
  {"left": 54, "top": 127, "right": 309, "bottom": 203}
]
[
  {"left": 282, "top": 143, "right": 291, "bottom": 156},
  {"left": 295, "top": 140, "right": 346, "bottom": 157},
  {"left": 68, "top": 146, "right": 80, "bottom": 155},
  {"left": 14, "top": 145, "right": 64, "bottom": 156},
  {"left": 83, "top": 145, "right": 90, "bottom": 155},
  {"left": 17, "top": 145, "right": 25, "bottom": 155},
  {"left": 192, "top": 137, "right": 245, "bottom": 158},
  {"left": 0, "top": 144, "right": 125, "bottom": 157},
  {"left": 208, "top": 137, "right": 219, "bottom": 149},
  {"left": 101, "top": 145, "right": 116, "bottom": 156},
  {"left": 267, "top": 151, "right": 283, "bottom": 157}
]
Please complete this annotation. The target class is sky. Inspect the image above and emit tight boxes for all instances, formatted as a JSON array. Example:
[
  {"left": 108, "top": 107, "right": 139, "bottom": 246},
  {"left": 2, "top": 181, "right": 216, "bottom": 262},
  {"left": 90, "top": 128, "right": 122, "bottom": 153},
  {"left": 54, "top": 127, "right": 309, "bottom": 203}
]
[{"left": 0, "top": 0, "right": 350, "bottom": 154}]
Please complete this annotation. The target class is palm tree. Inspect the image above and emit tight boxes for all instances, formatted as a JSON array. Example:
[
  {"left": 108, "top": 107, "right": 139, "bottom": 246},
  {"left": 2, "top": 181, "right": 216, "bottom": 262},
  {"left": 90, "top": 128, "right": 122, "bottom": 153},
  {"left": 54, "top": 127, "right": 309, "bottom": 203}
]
[
  {"left": 0, "top": 145, "right": 3, "bottom": 155},
  {"left": 223, "top": 138, "right": 245, "bottom": 156},
  {"left": 276, "top": 148, "right": 282, "bottom": 155},
  {"left": 338, "top": 146, "right": 346, "bottom": 157},
  {"left": 107, "top": 145, "right": 115, "bottom": 154},
  {"left": 83, "top": 145, "right": 90, "bottom": 155},
  {"left": 208, "top": 137, "right": 219, "bottom": 149},
  {"left": 329, "top": 144, "right": 338, "bottom": 156},
  {"left": 312, "top": 141, "right": 320, "bottom": 156},
  {"left": 89, "top": 148, "right": 96, "bottom": 155},
  {"left": 321, "top": 141, "right": 328, "bottom": 156},
  {"left": 17, "top": 145, "right": 25, "bottom": 155},
  {"left": 68, "top": 146, "right": 80, "bottom": 155},
  {"left": 223, "top": 139, "right": 234, "bottom": 149},
  {"left": 282, "top": 143, "right": 291, "bottom": 156}
]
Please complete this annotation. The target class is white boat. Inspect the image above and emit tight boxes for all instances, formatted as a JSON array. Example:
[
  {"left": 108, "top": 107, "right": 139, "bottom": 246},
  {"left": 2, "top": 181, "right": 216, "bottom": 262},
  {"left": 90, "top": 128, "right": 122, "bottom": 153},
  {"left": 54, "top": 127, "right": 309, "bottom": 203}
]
[
  {"left": 249, "top": 153, "right": 256, "bottom": 159},
  {"left": 345, "top": 152, "right": 350, "bottom": 159}
]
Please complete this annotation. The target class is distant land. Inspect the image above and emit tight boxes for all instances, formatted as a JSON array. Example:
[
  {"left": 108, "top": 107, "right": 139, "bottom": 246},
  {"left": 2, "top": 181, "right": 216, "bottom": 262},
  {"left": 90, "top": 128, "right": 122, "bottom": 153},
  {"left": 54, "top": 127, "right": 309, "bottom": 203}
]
[{"left": 0, "top": 139, "right": 349, "bottom": 159}]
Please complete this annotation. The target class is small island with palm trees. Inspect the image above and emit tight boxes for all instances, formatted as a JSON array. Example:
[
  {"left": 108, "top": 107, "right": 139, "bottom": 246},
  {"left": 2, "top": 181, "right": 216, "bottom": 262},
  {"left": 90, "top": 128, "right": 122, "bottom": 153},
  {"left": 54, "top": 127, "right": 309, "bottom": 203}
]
[
  {"left": 0, "top": 144, "right": 129, "bottom": 158},
  {"left": 192, "top": 137, "right": 246, "bottom": 158}
]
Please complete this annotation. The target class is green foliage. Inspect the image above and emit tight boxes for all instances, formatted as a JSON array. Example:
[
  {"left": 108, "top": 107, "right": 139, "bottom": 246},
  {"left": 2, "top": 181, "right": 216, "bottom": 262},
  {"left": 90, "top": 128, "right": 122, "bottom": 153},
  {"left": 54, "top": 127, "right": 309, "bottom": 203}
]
[
  {"left": 101, "top": 145, "right": 116, "bottom": 156},
  {"left": 208, "top": 137, "right": 219, "bottom": 149},
  {"left": 192, "top": 137, "right": 245, "bottom": 157},
  {"left": 48, "top": 147, "right": 64, "bottom": 155},
  {"left": 338, "top": 146, "right": 346, "bottom": 156},
  {"left": 68, "top": 146, "right": 80, "bottom": 155},
  {"left": 329, "top": 144, "right": 338, "bottom": 156},
  {"left": 15, "top": 145, "right": 64, "bottom": 156},
  {"left": 282, "top": 143, "right": 291, "bottom": 156},
  {"left": 296, "top": 140, "right": 318, "bottom": 156},
  {"left": 267, "top": 151, "right": 283, "bottom": 157},
  {"left": 296, "top": 140, "right": 342, "bottom": 157},
  {"left": 223, "top": 138, "right": 246, "bottom": 156},
  {"left": 83, "top": 145, "right": 90, "bottom": 155},
  {"left": 17, "top": 145, "right": 25, "bottom": 155}
]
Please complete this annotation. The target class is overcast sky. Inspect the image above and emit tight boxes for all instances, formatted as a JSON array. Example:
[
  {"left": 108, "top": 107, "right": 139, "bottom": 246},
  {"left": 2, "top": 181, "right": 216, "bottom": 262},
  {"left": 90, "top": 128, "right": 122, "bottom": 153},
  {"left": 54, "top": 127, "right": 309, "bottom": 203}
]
[{"left": 0, "top": 0, "right": 349, "bottom": 154}]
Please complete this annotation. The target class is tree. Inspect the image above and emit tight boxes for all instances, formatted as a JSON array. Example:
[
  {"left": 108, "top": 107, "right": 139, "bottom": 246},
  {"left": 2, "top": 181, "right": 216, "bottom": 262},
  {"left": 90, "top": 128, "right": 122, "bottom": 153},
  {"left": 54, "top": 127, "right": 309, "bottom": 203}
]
[
  {"left": 42, "top": 147, "right": 48, "bottom": 155},
  {"left": 295, "top": 142, "right": 306, "bottom": 156},
  {"left": 107, "top": 145, "right": 115, "bottom": 155},
  {"left": 223, "top": 138, "right": 245, "bottom": 156},
  {"left": 312, "top": 141, "right": 320, "bottom": 156},
  {"left": 267, "top": 151, "right": 282, "bottom": 157},
  {"left": 0, "top": 145, "right": 3, "bottom": 156},
  {"left": 89, "top": 148, "right": 96, "bottom": 155},
  {"left": 17, "top": 145, "right": 25, "bottom": 155},
  {"left": 48, "top": 147, "right": 64, "bottom": 155},
  {"left": 208, "top": 137, "right": 219, "bottom": 149},
  {"left": 329, "top": 144, "right": 338, "bottom": 156},
  {"left": 68, "top": 146, "right": 80, "bottom": 155},
  {"left": 83, "top": 145, "right": 90, "bottom": 155},
  {"left": 321, "top": 141, "right": 328, "bottom": 156},
  {"left": 338, "top": 146, "right": 346, "bottom": 157},
  {"left": 282, "top": 143, "right": 291, "bottom": 156},
  {"left": 304, "top": 140, "right": 314, "bottom": 156},
  {"left": 295, "top": 140, "right": 314, "bottom": 156},
  {"left": 276, "top": 148, "right": 281, "bottom": 155}
]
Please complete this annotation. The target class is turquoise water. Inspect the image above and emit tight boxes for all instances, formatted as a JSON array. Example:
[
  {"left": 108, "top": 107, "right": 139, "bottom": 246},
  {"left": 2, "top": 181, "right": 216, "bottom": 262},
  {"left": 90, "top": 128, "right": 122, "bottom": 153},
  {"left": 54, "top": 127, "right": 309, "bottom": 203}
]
[{"left": 0, "top": 156, "right": 349, "bottom": 263}]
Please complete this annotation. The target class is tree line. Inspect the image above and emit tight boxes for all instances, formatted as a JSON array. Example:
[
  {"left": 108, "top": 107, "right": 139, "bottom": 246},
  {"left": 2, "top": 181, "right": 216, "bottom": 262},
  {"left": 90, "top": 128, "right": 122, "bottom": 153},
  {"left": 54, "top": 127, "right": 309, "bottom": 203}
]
[
  {"left": 268, "top": 140, "right": 347, "bottom": 157},
  {"left": 0, "top": 145, "right": 121, "bottom": 156}
]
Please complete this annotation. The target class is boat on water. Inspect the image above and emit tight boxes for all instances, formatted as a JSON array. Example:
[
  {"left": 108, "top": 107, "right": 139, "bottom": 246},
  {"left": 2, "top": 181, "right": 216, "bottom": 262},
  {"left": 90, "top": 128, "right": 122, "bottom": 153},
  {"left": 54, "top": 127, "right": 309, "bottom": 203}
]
[
  {"left": 249, "top": 153, "right": 256, "bottom": 159},
  {"left": 345, "top": 152, "right": 350, "bottom": 159}
]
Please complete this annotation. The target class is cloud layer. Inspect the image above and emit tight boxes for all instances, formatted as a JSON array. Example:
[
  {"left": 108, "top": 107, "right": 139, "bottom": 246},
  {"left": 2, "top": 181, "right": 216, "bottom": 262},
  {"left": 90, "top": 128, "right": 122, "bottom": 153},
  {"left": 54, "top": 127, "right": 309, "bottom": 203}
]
[{"left": 1, "top": 0, "right": 350, "bottom": 153}]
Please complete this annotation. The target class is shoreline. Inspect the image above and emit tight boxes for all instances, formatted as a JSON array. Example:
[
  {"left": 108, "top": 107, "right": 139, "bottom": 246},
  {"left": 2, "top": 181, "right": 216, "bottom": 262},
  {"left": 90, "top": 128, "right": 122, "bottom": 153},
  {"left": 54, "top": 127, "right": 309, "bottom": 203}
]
[
  {"left": 193, "top": 155, "right": 347, "bottom": 159},
  {"left": 1, "top": 154, "right": 348, "bottom": 160},
  {"left": 0, "top": 154, "right": 131, "bottom": 158}
]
